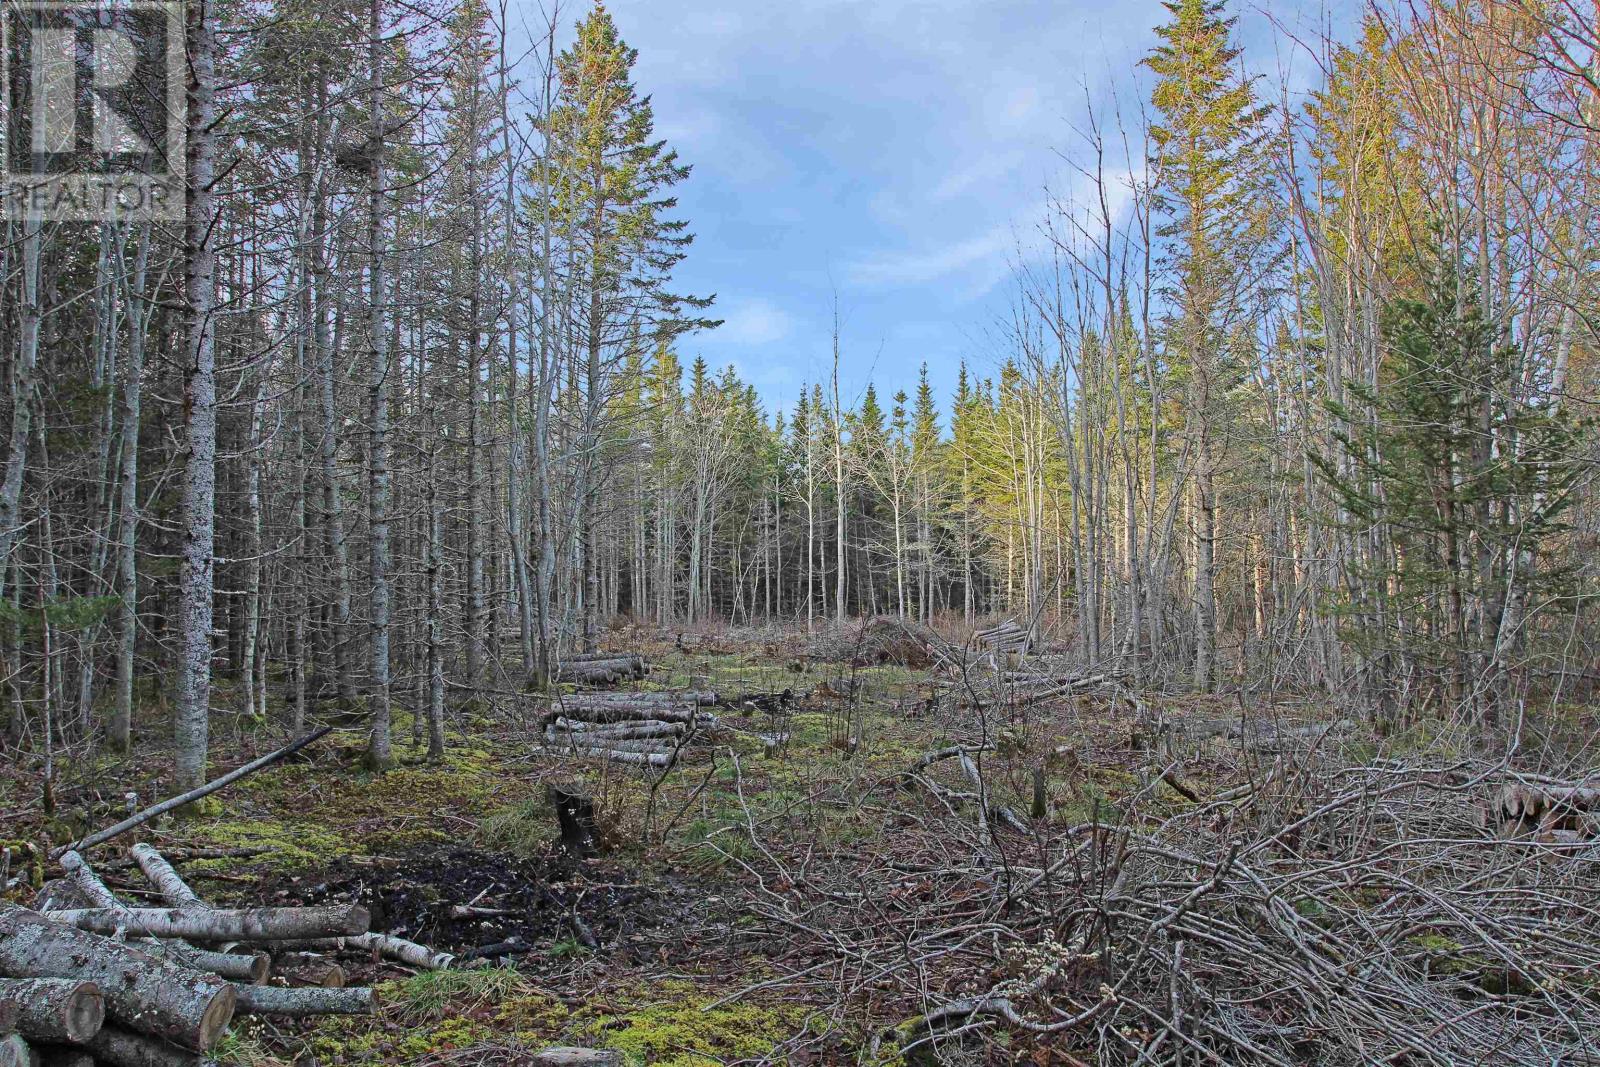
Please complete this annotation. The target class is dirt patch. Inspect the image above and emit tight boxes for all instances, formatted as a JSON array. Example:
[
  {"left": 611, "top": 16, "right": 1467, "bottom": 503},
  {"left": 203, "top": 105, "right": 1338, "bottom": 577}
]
[{"left": 259, "top": 842, "right": 706, "bottom": 965}]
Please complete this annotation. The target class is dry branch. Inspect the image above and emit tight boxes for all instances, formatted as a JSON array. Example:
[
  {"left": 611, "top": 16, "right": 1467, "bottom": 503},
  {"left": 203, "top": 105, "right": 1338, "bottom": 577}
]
[{"left": 53, "top": 728, "right": 332, "bottom": 859}]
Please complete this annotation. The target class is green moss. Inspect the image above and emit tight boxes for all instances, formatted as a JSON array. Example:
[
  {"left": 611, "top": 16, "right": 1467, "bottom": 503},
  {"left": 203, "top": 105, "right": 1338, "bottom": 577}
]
[
  {"left": 188, "top": 817, "right": 356, "bottom": 870},
  {"left": 573, "top": 981, "right": 810, "bottom": 1066}
]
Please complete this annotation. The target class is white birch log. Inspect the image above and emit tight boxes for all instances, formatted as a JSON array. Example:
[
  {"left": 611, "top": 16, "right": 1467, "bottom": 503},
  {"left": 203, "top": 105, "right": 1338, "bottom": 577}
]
[
  {"left": 532, "top": 1050, "right": 623, "bottom": 1066},
  {"left": 0, "top": 907, "right": 234, "bottom": 1051},
  {"left": 0, "top": 978, "right": 104, "bottom": 1043},
  {"left": 278, "top": 933, "right": 454, "bottom": 972},
  {"left": 43, "top": 905, "right": 368, "bottom": 942},
  {"left": 127, "top": 846, "right": 204, "bottom": 909},
  {"left": 231, "top": 985, "right": 374, "bottom": 1016}
]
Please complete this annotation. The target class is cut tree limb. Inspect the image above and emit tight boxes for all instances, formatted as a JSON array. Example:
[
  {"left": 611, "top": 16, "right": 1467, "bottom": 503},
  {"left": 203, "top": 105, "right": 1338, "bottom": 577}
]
[
  {"left": 0, "top": 1035, "right": 34, "bottom": 1067},
  {"left": 0, "top": 978, "right": 104, "bottom": 1043},
  {"left": 84, "top": 1028, "right": 217, "bottom": 1067},
  {"left": 53, "top": 728, "right": 333, "bottom": 859},
  {"left": 231, "top": 985, "right": 374, "bottom": 1016},
  {"left": 44, "top": 905, "right": 369, "bottom": 942},
  {"left": 532, "top": 1050, "right": 623, "bottom": 1066},
  {"left": 0, "top": 906, "right": 235, "bottom": 1051},
  {"left": 128, "top": 846, "right": 204, "bottom": 909},
  {"left": 281, "top": 933, "right": 453, "bottom": 972}
]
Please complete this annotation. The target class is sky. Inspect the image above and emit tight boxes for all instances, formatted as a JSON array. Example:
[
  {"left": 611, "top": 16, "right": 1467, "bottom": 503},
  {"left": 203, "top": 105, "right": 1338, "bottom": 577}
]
[{"left": 540, "top": 0, "right": 1352, "bottom": 422}]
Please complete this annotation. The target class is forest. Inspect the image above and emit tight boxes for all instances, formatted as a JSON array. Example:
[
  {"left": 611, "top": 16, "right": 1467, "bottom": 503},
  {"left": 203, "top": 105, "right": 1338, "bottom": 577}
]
[{"left": 0, "top": 0, "right": 1597, "bottom": 1064}]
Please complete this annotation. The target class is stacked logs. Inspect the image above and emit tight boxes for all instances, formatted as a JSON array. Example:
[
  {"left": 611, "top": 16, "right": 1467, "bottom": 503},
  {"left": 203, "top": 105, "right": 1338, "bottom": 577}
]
[
  {"left": 556, "top": 653, "right": 647, "bottom": 687},
  {"left": 542, "top": 691, "right": 722, "bottom": 768},
  {"left": 1490, "top": 775, "right": 1600, "bottom": 840},
  {"left": 0, "top": 845, "right": 451, "bottom": 1066}
]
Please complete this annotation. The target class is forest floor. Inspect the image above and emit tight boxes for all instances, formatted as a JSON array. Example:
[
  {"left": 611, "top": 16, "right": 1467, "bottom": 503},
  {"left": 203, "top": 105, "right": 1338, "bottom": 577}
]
[{"left": 5, "top": 624, "right": 1599, "bottom": 1065}]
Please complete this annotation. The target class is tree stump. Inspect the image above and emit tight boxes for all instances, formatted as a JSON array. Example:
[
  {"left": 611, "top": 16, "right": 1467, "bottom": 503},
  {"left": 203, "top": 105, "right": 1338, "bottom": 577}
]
[{"left": 548, "top": 786, "right": 599, "bottom": 858}]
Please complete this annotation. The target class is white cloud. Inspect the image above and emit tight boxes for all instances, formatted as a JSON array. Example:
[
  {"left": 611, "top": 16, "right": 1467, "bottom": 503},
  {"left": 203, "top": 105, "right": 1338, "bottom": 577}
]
[
  {"left": 844, "top": 225, "right": 1016, "bottom": 290},
  {"left": 709, "top": 297, "right": 795, "bottom": 346}
]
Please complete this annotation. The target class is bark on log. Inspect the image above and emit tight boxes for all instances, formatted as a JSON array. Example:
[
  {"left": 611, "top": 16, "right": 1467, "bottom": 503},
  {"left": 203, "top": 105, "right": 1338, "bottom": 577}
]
[
  {"left": 543, "top": 703, "right": 697, "bottom": 726},
  {"left": 44, "top": 905, "right": 369, "bottom": 942},
  {"left": 32, "top": 1046, "right": 94, "bottom": 1067},
  {"left": 545, "top": 733, "right": 674, "bottom": 755},
  {"left": 556, "top": 690, "right": 717, "bottom": 706},
  {"left": 269, "top": 953, "right": 344, "bottom": 988},
  {"left": 549, "top": 719, "right": 684, "bottom": 739},
  {"left": 0, "top": 978, "right": 105, "bottom": 1043},
  {"left": 0, "top": 907, "right": 234, "bottom": 1051},
  {"left": 53, "top": 728, "right": 333, "bottom": 859},
  {"left": 57, "top": 853, "right": 118, "bottom": 910},
  {"left": 556, "top": 748, "right": 672, "bottom": 768},
  {"left": 145, "top": 946, "right": 268, "bottom": 985},
  {"left": 84, "top": 1028, "right": 217, "bottom": 1067},
  {"left": 278, "top": 933, "right": 453, "bottom": 971},
  {"left": 127, "top": 847, "right": 203, "bottom": 909},
  {"left": 0, "top": 1035, "right": 35, "bottom": 1067},
  {"left": 532, "top": 1050, "right": 623, "bottom": 1066},
  {"left": 231, "top": 985, "right": 374, "bottom": 1016}
]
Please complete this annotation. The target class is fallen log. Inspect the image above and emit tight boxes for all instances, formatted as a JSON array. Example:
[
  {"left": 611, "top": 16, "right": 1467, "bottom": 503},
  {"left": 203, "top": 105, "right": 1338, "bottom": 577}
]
[
  {"left": 84, "top": 1027, "right": 216, "bottom": 1067},
  {"left": 548, "top": 719, "right": 684, "bottom": 740},
  {"left": 1493, "top": 779, "right": 1600, "bottom": 835},
  {"left": 557, "top": 656, "right": 646, "bottom": 684},
  {"left": 44, "top": 904, "right": 369, "bottom": 942},
  {"left": 231, "top": 985, "right": 374, "bottom": 1016},
  {"left": 563, "top": 748, "right": 672, "bottom": 768},
  {"left": 543, "top": 703, "right": 702, "bottom": 726},
  {"left": 0, "top": 978, "right": 104, "bottom": 1044},
  {"left": 556, "top": 690, "right": 718, "bottom": 706},
  {"left": 532, "top": 1050, "right": 623, "bottom": 1066},
  {"left": 57, "top": 852, "right": 260, "bottom": 982},
  {"left": 127, "top": 846, "right": 203, "bottom": 909},
  {"left": 545, "top": 733, "right": 675, "bottom": 755},
  {"left": 0, "top": 906, "right": 235, "bottom": 1051},
  {"left": 144, "top": 945, "right": 268, "bottom": 985},
  {"left": 32, "top": 1046, "right": 94, "bottom": 1067},
  {"left": 268, "top": 953, "right": 343, "bottom": 988},
  {"left": 53, "top": 728, "right": 333, "bottom": 859},
  {"left": 0, "top": 1035, "right": 34, "bottom": 1067},
  {"left": 279, "top": 933, "right": 453, "bottom": 972}
]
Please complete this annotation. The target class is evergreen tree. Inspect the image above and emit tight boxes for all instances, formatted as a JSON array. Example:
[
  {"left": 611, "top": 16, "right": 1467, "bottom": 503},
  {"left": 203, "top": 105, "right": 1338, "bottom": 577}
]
[{"left": 1145, "top": 0, "right": 1272, "bottom": 690}]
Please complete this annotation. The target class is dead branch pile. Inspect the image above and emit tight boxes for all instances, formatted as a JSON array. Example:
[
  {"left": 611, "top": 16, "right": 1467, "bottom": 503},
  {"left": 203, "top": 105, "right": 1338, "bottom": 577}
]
[
  {"left": 711, "top": 742, "right": 1600, "bottom": 1064},
  {"left": 541, "top": 692, "right": 723, "bottom": 768},
  {"left": 0, "top": 841, "right": 453, "bottom": 1066}
]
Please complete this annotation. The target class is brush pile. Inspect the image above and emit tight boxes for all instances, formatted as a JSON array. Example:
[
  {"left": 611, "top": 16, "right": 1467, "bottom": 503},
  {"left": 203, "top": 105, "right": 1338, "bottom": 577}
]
[{"left": 0, "top": 844, "right": 451, "bottom": 1066}]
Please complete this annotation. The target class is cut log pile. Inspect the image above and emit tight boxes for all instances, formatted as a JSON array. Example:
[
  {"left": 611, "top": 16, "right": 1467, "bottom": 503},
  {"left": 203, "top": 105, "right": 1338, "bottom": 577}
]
[
  {"left": 1489, "top": 776, "right": 1600, "bottom": 840},
  {"left": 0, "top": 843, "right": 452, "bottom": 1066},
  {"left": 542, "top": 691, "right": 723, "bottom": 768},
  {"left": 556, "top": 652, "right": 647, "bottom": 686},
  {"left": 975, "top": 618, "right": 1031, "bottom": 658}
]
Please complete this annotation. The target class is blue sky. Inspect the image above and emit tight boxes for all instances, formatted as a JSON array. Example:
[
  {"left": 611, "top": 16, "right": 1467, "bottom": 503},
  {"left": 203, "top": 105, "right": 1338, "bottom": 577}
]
[{"left": 571, "top": 0, "right": 1349, "bottom": 421}]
